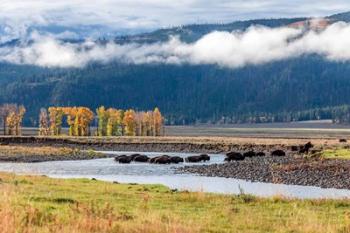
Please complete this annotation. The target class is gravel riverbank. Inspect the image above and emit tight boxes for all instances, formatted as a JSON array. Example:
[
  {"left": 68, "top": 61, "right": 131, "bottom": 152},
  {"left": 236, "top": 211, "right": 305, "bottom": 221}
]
[{"left": 178, "top": 155, "right": 350, "bottom": 189}]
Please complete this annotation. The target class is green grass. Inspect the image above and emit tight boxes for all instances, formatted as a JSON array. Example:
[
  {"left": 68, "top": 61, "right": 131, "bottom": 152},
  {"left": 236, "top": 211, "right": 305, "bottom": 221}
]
[
  {"left": 0, "top": 173, "right": 350, "bottom": 233},
  {"left": 321, "top": 149, "right": 350, "bottom": 159}
]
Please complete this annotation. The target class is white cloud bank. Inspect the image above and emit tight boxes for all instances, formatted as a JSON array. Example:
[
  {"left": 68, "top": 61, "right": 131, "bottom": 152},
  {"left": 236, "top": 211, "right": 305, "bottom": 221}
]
[{"left": 2, "top": 22, "right": 350, "bottom": 68}]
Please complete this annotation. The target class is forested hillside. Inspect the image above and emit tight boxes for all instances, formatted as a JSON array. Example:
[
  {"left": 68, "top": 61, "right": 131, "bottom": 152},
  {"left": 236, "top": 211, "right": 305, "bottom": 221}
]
[{"left": 1, "top": 13, "right": 350, "bottom": 126}]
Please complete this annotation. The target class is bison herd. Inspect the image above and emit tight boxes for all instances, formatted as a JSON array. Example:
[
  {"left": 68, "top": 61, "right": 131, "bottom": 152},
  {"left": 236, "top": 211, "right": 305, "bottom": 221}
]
[
  {"left": 114, "top": 142, "right": 314, "bottom": 164},
  {"left": 114, "top": 153, "right": 211, "bottom": 164}
]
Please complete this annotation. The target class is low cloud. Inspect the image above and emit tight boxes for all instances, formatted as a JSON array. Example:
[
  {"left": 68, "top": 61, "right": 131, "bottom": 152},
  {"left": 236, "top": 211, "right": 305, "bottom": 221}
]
[{"left": 2, "top": 22, "right": 350, "bottom": 68}]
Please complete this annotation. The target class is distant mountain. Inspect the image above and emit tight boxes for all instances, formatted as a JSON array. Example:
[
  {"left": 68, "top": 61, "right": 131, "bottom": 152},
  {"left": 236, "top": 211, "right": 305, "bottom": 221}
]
[
  {"left": 2, "top": 12, "right": 350, "bottom": 125},
  {"left": 113, "top": 18, "right": 307, "bottom": 44},
  {"left": 328, "top": 11, "right": 350, "bottom": 22}
]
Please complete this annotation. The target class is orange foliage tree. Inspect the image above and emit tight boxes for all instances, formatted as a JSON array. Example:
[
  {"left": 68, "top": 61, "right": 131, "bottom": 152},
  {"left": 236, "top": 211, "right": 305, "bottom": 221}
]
[
  {"left": 153, "top": 107, "right": 164, "bottom": 136},
  {"left": 123, "top": 109, "right": 136, "bottom": 136}
]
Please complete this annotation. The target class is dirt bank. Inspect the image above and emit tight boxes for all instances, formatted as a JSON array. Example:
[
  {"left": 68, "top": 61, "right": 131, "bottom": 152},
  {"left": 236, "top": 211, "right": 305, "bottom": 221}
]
[{"left": 0, "top": 136, "right": 344, "bottom": 154}]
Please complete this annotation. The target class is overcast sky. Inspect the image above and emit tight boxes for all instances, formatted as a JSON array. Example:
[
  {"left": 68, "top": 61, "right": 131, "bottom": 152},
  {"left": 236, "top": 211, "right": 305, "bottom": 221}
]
[
  {"left": 1, "top": 0, "right": 350, "bottom": 35},
  {"left": 1, "top": 1, "right": 350, "bottom": 68}
]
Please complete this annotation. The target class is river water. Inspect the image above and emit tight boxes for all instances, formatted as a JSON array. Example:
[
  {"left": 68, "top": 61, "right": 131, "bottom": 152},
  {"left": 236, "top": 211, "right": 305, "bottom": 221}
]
[{"left": 0, "top": 151, "right": 349, "bottom": 199}]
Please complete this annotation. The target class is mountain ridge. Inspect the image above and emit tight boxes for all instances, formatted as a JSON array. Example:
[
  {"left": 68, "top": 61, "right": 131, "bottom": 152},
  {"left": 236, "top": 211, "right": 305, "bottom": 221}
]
[{"left": 2, "top": 12, "right": 350, "bottom": 125}]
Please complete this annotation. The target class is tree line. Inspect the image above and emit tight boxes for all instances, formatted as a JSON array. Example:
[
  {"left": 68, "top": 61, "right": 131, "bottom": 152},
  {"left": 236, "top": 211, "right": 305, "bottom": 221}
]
[
  {"left": 39, "top": 106, "right": 164, "bottom": 136},
  {"left": 0, "top": 104, "right": 164, "bottom": 136},
  {"left": 96, "top": 107, "right": 163, "bottom": 136}
]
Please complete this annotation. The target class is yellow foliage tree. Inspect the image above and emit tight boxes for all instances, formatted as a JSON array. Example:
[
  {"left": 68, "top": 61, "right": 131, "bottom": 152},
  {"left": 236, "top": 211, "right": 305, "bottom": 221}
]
[
  {"left": 47, "top": 107, "right": 94, "bottom": 136},
  {"left": 106, "top": 108, "right": 123, "bottom": 136},
  {"left": 153, "top": 107, "right": 163, "bottom": 136},
  {"left": 6, "top": 105, "right": 26, "bottom": 136},
  {"left": 48, "top": 107, "right": 64, "bottom": 136},
  {"left": 123, "top": 109, "right": 136, "bottom": 136},
  {"left": 96, "top": 106, "right": 108, "bottom": 136}
]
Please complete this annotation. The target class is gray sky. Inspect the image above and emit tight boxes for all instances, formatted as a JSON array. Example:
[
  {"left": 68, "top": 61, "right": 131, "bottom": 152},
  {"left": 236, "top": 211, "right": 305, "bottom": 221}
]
[{"left": 1, "top": 0, "right": 350, "bottom": 35}]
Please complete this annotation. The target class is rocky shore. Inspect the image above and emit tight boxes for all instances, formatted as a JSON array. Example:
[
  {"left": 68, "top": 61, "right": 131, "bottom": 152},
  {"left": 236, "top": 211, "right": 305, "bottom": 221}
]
[{"left": 178, "top": 155, "right": 350, "bottom": 189}]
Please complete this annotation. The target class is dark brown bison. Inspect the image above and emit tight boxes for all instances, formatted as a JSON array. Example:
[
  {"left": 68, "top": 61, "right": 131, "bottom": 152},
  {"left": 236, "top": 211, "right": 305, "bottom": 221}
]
[
  {"left": 170, "top": 156, "right": 184, "bottom": 164},
  {"left": 130, "top": 154, "right": 142, "bottom": 160},
  {"left": 339, "top": 139, "right": 347, "bottom": 143},
  {"left": 149, "top": 155, "right": 171, "bottom": 164},
  {"left": 256, "top": 152, "right": 266, "bottom": 157},
  {"left": 185, "top": 154, "right": 211, "bottom": 163},
  {"left": 225, "top": 152, "right": 244, "bottom": 161},
  {"left": 155, "top": 155, "right": 172, "bottom": 164},
  {"left": 271, "top": 150, "right": 286, "bottom": 157},
  {"left": 200, "top": 154, "right": 210, "bottom": 161},
  {"left": 299, "top": 142, "right": 314, "bottom": 154},
  {"left": 133, "top": 155, "right": 150, "bottom": 162},
  {"left": 243, "top": 151, "right": 256, "bottom": 158},
  {"left": 115, "top": 155, "right": 133, "bottom": 164}
]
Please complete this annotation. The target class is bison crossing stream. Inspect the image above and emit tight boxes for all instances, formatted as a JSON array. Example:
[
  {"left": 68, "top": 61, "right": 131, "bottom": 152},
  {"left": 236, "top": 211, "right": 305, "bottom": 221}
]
[{"left": 0, "top": 151, "right": 349, "bottom": 199}]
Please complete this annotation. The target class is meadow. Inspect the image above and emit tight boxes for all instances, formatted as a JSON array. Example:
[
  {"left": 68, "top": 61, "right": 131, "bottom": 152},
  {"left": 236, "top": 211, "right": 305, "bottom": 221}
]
[{"left": 0, "top": 173, "right": 350, "bottom": 233}]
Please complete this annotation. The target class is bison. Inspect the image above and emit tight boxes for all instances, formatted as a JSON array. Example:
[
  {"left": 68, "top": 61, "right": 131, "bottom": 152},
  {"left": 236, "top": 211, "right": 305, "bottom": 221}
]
[
  {"left": 243, "top": 151, "right": 256, "bottom": 158},
  {"left": 150, "top": 155, "right": 172, "bottom": 164},
  {"left": 256, "top": 152, "right": 266, "bottom": 157},
  {"left": 170, "top": 156, "right": 184, "bottom": 164},
  {"left": 185, "top": 154, "right": 210, "bottom": 163},
  {"left": 271, "top": 150, "right": 286, "bottom": 157},
  {"left": 299, "top": 142, "right": 314, "bottom": 154},
  {"left": 225, "top": 152, "right": 245, "bottom": 161},
  {"left": 133, "top": 155, "right": 150, "bottom": 162},
  {"left": 115, "top": 155, "right": 133, "bottom": 164}
]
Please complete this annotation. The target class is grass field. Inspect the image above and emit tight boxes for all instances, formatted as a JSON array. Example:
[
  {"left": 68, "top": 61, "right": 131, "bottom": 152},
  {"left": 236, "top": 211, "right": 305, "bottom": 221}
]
[
  {"left": 321, "top": 149, "right": 350, "bottom": 159},
  {"left": 0, "top": 173, "right": 350, "bottom": 233}
]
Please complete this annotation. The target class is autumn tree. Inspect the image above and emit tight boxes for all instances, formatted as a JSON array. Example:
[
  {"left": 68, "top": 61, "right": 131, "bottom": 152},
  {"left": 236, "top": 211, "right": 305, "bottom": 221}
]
[
  {"left": 48, "top": 107, "right": 64, "bottom": 136},
  {"left": 0, "top": 104, "right": 17, "bottom": 135},
  {"left": 134, "top": 112, "right": 144, "bottom": 136},
  {"left": 62, "top": 107, "right": 78, "bottom": 136},
  {"left": 140, "top": 112, "right": 149, "bottom": 136},
  {"left": 123, "top": 109, "right": 136, "bottom": 136},
  {"left": 106, "top": 108, "right": 123, "bottom": 136},
  {"left": 39, "top": 108, "right": 50, "bottom": 136},
  {"left": 6, "top": 105, "right": 26, "bottom": 136},
  {"left": 153, "top": 107, "right": 164, "bottom": 136},
  {"left": 95, "top": 106, "right": 164, "bottom": 137},
  {"left": 96, "top": 106, "right": 108, "bottom": 136},
  {"left": 146, "top": 111, "right": 155, "bottom": 136},
  {"left": 74, "top": 107, "right": 94, "bottom": 136}
]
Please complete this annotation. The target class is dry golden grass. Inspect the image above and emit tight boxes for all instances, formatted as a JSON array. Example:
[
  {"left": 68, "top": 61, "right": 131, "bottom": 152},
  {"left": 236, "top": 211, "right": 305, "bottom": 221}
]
[
  {"left": 0, "top": 173, "right": 350, "bottom": 232},
  {"left": 0, "top": 145, "right": 103, "bottom": 162},
  {"left": 0, "top": 145, "right": 80, "bottom": 157}
]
